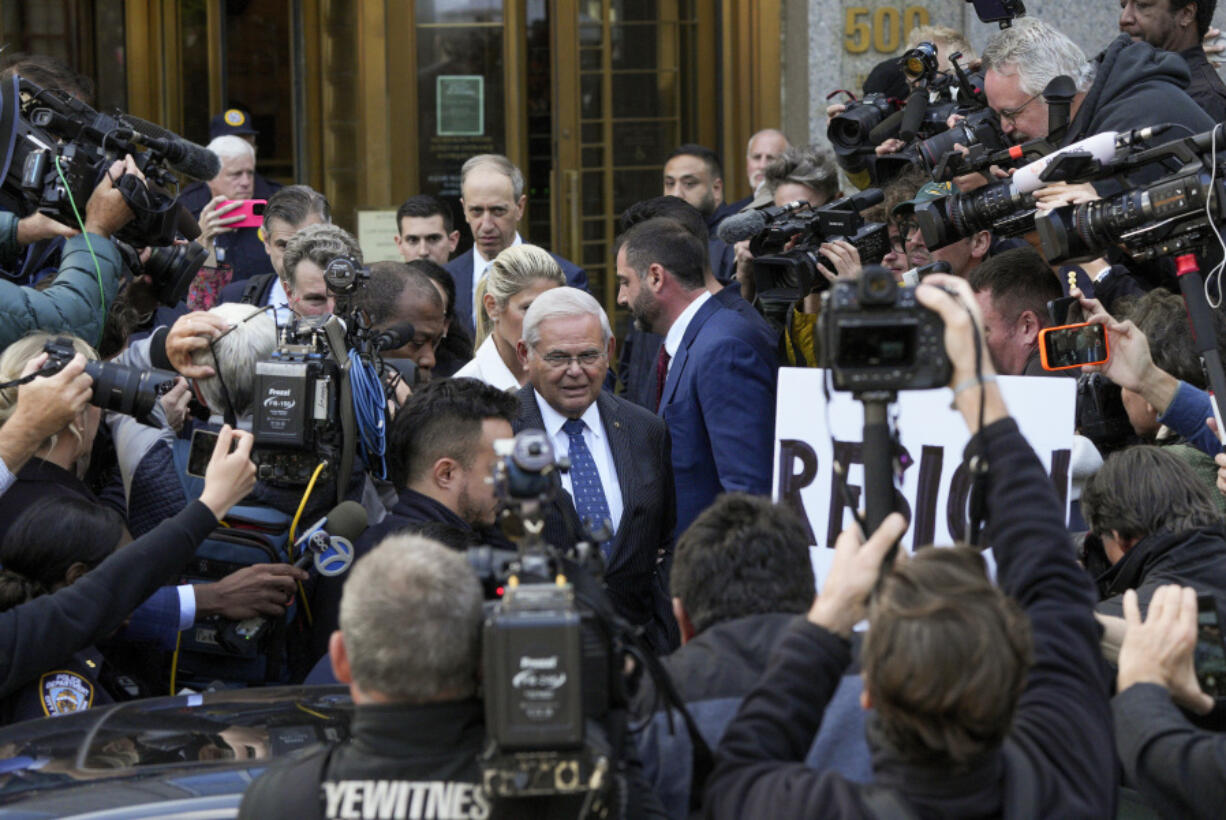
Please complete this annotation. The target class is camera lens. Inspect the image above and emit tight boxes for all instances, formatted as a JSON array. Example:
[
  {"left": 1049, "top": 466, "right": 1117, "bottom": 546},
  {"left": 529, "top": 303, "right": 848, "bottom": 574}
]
[
  {"left": 144, "top": 241, "right": 207, "bottom": 306},
  {"left": 84, "top": 361, "right": 176, "bottom": 422},
  {"left": 857, "top": 266, "right": 898, "bottom": 306}
]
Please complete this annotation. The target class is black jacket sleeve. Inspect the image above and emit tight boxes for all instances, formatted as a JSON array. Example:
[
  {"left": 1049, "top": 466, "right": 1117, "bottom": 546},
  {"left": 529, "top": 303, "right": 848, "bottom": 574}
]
[
  {"left": 702, "top": 618, "right": 867, "bottom": 819},
  {"left": 977, "top": 418, "right": 1117, "bottom": 818},
  {"left": 0, "top": 500, "right": 218, "bottom": 698},
  {"left": 1113, "top": 682, "right": 1226, "bottom": 820}
]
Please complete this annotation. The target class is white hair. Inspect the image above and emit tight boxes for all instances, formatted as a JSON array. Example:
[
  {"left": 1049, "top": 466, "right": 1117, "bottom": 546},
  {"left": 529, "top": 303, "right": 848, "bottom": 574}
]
[
  {"left": 522, "top": 286, "right": 613, "bottom": 349},
  {"left": 206, "top": 134, "right": 255, "bottom": 163},
  {"left": 340, "top": 534, "right": 483, "bottom": 701},
  {"left": 981, "top": 18, "right": 1095, "bottom": 96},
  {"left": 188, "top": 303, "right": 276, "bottom": 417}
]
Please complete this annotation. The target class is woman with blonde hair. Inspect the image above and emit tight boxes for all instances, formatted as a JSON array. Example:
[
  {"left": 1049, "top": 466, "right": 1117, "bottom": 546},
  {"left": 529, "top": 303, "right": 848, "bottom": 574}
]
[{"left": 456, "top": 244, "right": 565, "bottom": 390}]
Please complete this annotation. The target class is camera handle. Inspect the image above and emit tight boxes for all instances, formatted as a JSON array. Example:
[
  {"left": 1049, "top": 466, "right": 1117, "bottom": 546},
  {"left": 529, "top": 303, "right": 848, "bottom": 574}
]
[
  {"left": 856, "top": 390, "right": 907, "bottom": 569},
  {"left": 1175, "top": 253, "right": 1226, "bottom": 451}
]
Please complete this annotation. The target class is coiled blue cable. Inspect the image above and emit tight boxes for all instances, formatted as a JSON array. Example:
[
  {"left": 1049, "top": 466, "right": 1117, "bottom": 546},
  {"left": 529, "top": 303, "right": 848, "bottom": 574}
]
[{"left": 348, "top": 350, "right": 387, "bottom": 478}]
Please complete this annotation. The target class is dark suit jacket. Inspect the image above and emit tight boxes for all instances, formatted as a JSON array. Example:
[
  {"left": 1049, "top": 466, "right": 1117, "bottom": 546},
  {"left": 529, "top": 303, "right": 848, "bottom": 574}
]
[
  {"left": 445, "top": 247, "right": 588, "bottom": 337},
  {"left": 659, "top": 294, "right": 777, "bottom": 537},
  {"left": 513, "top": 384, "right": 679, "bottom": 652}
]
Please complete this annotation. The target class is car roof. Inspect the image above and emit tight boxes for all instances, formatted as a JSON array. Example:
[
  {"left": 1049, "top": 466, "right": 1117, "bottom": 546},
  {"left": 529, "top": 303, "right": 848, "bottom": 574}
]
[{"left": 0, "top": 685, "right": 352, "bottom": 818}]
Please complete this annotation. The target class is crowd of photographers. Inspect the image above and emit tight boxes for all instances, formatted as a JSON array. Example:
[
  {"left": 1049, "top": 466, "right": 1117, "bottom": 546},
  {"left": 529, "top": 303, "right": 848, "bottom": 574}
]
[{"left": 7, "top": 1, "right": 1226, "bottom": 817}]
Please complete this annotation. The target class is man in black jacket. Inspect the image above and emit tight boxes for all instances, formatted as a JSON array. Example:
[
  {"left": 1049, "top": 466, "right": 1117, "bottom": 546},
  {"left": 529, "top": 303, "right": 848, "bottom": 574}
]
[
  {"left": 242, "top": 531, "right": 667, "bottom": 819},
  {"left": 703, "top": 274, "right": 1116, "bottom": 818},
  {"left": 981, "top": 17, "right": 1213, "bottom": 148},
  {"left": 1082, "top": 444, "right": 1226, "bottom": 618},
  {"left": 633, "top": 494, "right": 870, "bottom": 818},
  {"left": 1119, "top": 0, "right": 1226, "bottom": 122},
  {"left": 1112, "top": 583, "right": 1223, "bottom": 820}
]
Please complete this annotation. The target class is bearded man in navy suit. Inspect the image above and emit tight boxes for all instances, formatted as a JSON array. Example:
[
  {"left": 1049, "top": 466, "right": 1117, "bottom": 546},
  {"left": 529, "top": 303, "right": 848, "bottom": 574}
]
[
  {"left": 512, "top": 286, "right": 679, "bottom": 652},
  {"left": 616, "top": 217, "right": 777, "bottom": 537},
  {"left": 445, "top": 154, "right": 587, "bottom": 336}
]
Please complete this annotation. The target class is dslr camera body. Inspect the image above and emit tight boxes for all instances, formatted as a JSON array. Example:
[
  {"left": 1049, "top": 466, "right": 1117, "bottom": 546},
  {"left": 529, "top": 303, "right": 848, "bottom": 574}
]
[
  {"left": 822, "top": 267, "right": 952, "bottom": 393},
  {"left": 41, "top": 336, "right": 176, "bottom": 423}
]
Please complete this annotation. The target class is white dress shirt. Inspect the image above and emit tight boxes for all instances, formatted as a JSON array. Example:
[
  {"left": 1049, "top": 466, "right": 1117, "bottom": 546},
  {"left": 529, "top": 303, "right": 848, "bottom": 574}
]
[
  {"left": 663, "top": 289, "right": 712, "bottom": 368},
  {"left": 534, "top": 389, "right": 623, "bottom": 536},
  {"left": 471, "top": 232, "right": 524, "bottom": 316},
  {"left": 0, "top": 457, "right": 14, "bottom": 499},
  {"left": 455, "top": 335, "right": 521, "bottom": 392}
]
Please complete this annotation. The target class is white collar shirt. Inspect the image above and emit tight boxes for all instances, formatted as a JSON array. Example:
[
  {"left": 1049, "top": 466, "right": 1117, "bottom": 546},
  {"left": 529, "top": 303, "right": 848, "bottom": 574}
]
[
  {"left": 533, "top": 388, "right": 623, "bottom": 537},
  {"left": 663, "top": 289, "right": 712, "bottom": 368}
]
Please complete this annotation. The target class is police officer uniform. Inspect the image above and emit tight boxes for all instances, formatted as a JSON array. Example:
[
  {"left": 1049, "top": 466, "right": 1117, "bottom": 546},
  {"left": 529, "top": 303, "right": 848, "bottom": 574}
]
[{"left": 0, "top": 647, "right": 112, "bottom": 725}]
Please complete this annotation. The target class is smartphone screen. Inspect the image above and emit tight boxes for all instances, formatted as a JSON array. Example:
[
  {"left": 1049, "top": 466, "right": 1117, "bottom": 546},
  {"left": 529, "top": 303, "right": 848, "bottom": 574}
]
[
  {"left": 1040, "top": 322, "right": 1109, "bottom": 371},
  {"left": 1196, "top": 595, "right": 1226, "bottom": 698},
  {"left": 186, "top": 429, "right": 219, "bottom": 478}
]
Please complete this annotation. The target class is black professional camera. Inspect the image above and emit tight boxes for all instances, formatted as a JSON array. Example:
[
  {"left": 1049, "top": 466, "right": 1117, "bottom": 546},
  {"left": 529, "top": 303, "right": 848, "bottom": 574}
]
[
  {"left": 251, "top": 315, "right": 351, "bottom": 485},
  {"left": 479, "top": 431, "right": 626, "bottom": 811},
  {"left": 0, "top": 76, "right": 214, "bottom": 248},
  {"left": 41, "top": 336, "right": 177, "bottom": 423},
  {"left": 114, "top": 239, "right": 209, "bottom": 307},
  {"left": 1039, "top": 168, "right": 1224, "bottom": 264},
  {"left": 828, "top": 93, "right": 899, "bottom": 171},
  {"left": 749, "top": 189, "right": 890, "bottom": 323},
  {"left": 821, "top": 267, "right": 951, "bottom": 393},
  {"left": 917, "top": 108, "right": 1011, "bottom": 181},
  {"left": 915, "top": 180, "right": 1037, "bottom": 250}
]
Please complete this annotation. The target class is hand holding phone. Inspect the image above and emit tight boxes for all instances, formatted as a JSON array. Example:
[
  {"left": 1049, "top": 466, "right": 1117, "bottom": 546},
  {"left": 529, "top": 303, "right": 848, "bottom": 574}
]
[
  {"left": 214, "top": 199, "right": 266, "bottom": 229},
  {"left": 1039, "top": 321, "right": 1109, "bottom": 371}
]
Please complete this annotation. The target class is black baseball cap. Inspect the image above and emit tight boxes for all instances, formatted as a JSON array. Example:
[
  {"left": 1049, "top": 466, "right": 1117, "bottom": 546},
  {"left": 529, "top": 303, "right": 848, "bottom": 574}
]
[{"left": 209, "top": 108, "right": 257, "bottom": 140}]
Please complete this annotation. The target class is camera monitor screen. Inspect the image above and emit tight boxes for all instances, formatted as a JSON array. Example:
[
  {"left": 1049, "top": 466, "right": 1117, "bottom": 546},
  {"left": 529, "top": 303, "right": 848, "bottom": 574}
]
[
  {"left": 1039, "top": 322, "right": 1108, "bottom": 371},
  {"left": 1196, "top": 595, "right": 1226, "bottom": 698},
  {"left": 837, "top": 325, "right": 916, "bottom": 369}
]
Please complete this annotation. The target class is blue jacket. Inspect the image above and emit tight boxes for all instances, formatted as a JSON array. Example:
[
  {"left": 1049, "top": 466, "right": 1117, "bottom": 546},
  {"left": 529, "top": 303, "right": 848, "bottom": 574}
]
[
  {"left": 444, "top": 246, "right": 588, "bottom": 337},
  {"left": 659, "top": 294, "right": 777, "bottom": 536}
]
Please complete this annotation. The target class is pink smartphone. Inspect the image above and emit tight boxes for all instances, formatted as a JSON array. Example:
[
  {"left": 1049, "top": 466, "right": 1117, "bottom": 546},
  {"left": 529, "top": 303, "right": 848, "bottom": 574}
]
[{"left": 215, "top": 199, "right": 267, "bottom": 228}]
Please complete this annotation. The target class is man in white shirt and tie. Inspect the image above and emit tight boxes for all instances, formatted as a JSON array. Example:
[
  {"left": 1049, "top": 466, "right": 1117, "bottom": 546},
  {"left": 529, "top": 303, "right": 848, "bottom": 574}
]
[
  {"left": 511, "top": 287, "right": 679, "bottom": 652},
  {"left": 444, "top": 154, "right": 588, "bottom": 337}
]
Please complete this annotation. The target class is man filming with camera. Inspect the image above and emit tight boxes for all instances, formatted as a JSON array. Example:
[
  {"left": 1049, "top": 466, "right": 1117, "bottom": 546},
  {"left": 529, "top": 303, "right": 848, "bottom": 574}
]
[{"left": 703, "top": 274, "right": 1115, "bottom": 818}]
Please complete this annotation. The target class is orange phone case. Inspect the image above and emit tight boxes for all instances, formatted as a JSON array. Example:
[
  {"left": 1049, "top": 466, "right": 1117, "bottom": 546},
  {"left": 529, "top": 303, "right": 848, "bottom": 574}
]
[{"left": 1038, "top": 322, "right": 1109, "bottom": 371}]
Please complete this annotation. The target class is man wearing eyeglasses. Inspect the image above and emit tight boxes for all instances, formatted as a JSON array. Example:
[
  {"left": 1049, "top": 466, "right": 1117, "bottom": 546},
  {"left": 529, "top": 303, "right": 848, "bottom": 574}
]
[
  {"left": 980, "top": 17, "right": 1211, "bottom": 150},
  {"left": 886, "top": 169, "right": 992, "bottom": 280},
  {"left": 513, "top": 286, "right": 679, "bottom": 652}
]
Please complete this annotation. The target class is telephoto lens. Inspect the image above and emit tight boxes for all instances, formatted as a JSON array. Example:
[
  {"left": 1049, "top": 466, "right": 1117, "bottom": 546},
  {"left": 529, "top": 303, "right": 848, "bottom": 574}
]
[
  {"left": 915, "top": 181, "right": 1035, "bottom": 249},
  {"left": 40, "top": 337, "right": 177, "bottom": 423}
]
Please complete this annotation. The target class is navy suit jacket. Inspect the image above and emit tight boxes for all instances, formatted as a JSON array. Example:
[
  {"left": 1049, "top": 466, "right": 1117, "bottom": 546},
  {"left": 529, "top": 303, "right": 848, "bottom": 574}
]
[
  {"left": 660, "top": 295, "right": 778, "bottom": 537},
  {"left": 514, "top": 385, "right": 679, "bottom": 652},
  {"left": 445, "top": 247, "right": 588, "bottom": 337}
]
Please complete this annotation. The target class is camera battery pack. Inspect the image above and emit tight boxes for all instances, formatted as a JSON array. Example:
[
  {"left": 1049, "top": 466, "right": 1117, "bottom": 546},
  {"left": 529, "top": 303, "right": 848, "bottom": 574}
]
[
  {"left": 253, "top": 361, "right": 311, "bottom": 447},
  {"left": 483, "top": 585, "right": 584, "bottom": 752}
]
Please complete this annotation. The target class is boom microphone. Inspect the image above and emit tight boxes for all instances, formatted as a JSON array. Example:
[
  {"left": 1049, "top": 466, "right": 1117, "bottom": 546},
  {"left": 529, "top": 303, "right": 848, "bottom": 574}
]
[
  {"left": 716, "top": 200, "right": 810, "bottom": 243},
  {"left": 868, "top": 109, "right": 906, "bottom": 145},
  {"left": 118, "top": 114, "right": 221, "bottom": 180},
  {"left": 898, "top": 89, "right": 929, "bottom": 143}
]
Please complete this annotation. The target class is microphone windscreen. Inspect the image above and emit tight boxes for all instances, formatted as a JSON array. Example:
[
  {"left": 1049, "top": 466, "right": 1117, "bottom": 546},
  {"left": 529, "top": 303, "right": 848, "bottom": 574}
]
[
  {"left": 375, "top": 321, "right": 417, "bottom": 351},
  {"left": 121, "top": 114, "right": 221, "bottom": 180},
  {"left": 716, "top": 209, "right": 768, "bottom": 243},
  {"left": 868, "top": 110, "right": 905, "bottom": 145},
  {"left": 324, "top": 500, "right": 369, "bottom": 543},
  {"left": 898, "top": 90, "right": 928, "bottom": 142}
]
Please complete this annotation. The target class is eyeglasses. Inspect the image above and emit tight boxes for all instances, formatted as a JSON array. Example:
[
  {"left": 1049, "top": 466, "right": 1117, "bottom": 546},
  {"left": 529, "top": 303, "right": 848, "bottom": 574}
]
[
  {"left": 999, "top": 91, "right": 1041, "bottom": 125},
  {"left": 890, "top": 219, "right": 920, "bottom": 253},
  {"left": 540, "top": 350, "right": 605, "bottom": 370}
]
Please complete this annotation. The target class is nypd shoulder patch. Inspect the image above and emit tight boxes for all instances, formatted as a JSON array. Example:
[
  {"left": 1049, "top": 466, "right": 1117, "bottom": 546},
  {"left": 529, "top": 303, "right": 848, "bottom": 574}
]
[{"left": 40, "top": 671, "right": 94, "bottom": 716}]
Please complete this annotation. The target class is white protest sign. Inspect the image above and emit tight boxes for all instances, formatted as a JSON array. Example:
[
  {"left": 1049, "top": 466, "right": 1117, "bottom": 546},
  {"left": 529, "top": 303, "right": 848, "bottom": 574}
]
[{"left": 772, "top": 368, "right": 1076, "bottom": 590}]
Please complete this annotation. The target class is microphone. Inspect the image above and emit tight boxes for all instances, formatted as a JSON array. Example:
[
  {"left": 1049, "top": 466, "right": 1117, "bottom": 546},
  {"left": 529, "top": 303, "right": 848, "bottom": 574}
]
[
  {"left": 292, "top": 500, "right": 368, "bottom": 577},
  {"left": 716, "top": 200, "right": 809, "bottom": 243},
  {"left": 373, "top": 321, "right": 416, "bottom": 352},
  {"left": 898, "top": 90, "right": 929, "bottom": 143},
  {"left": 868, "top": 109, "right": 906, "bottom": 145},
  {"left": 1011, "top": 131, "right": 1120, "bottom": 194},
  {"left": 117, "top": 114, "right": 222, "bottom": 180}
]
